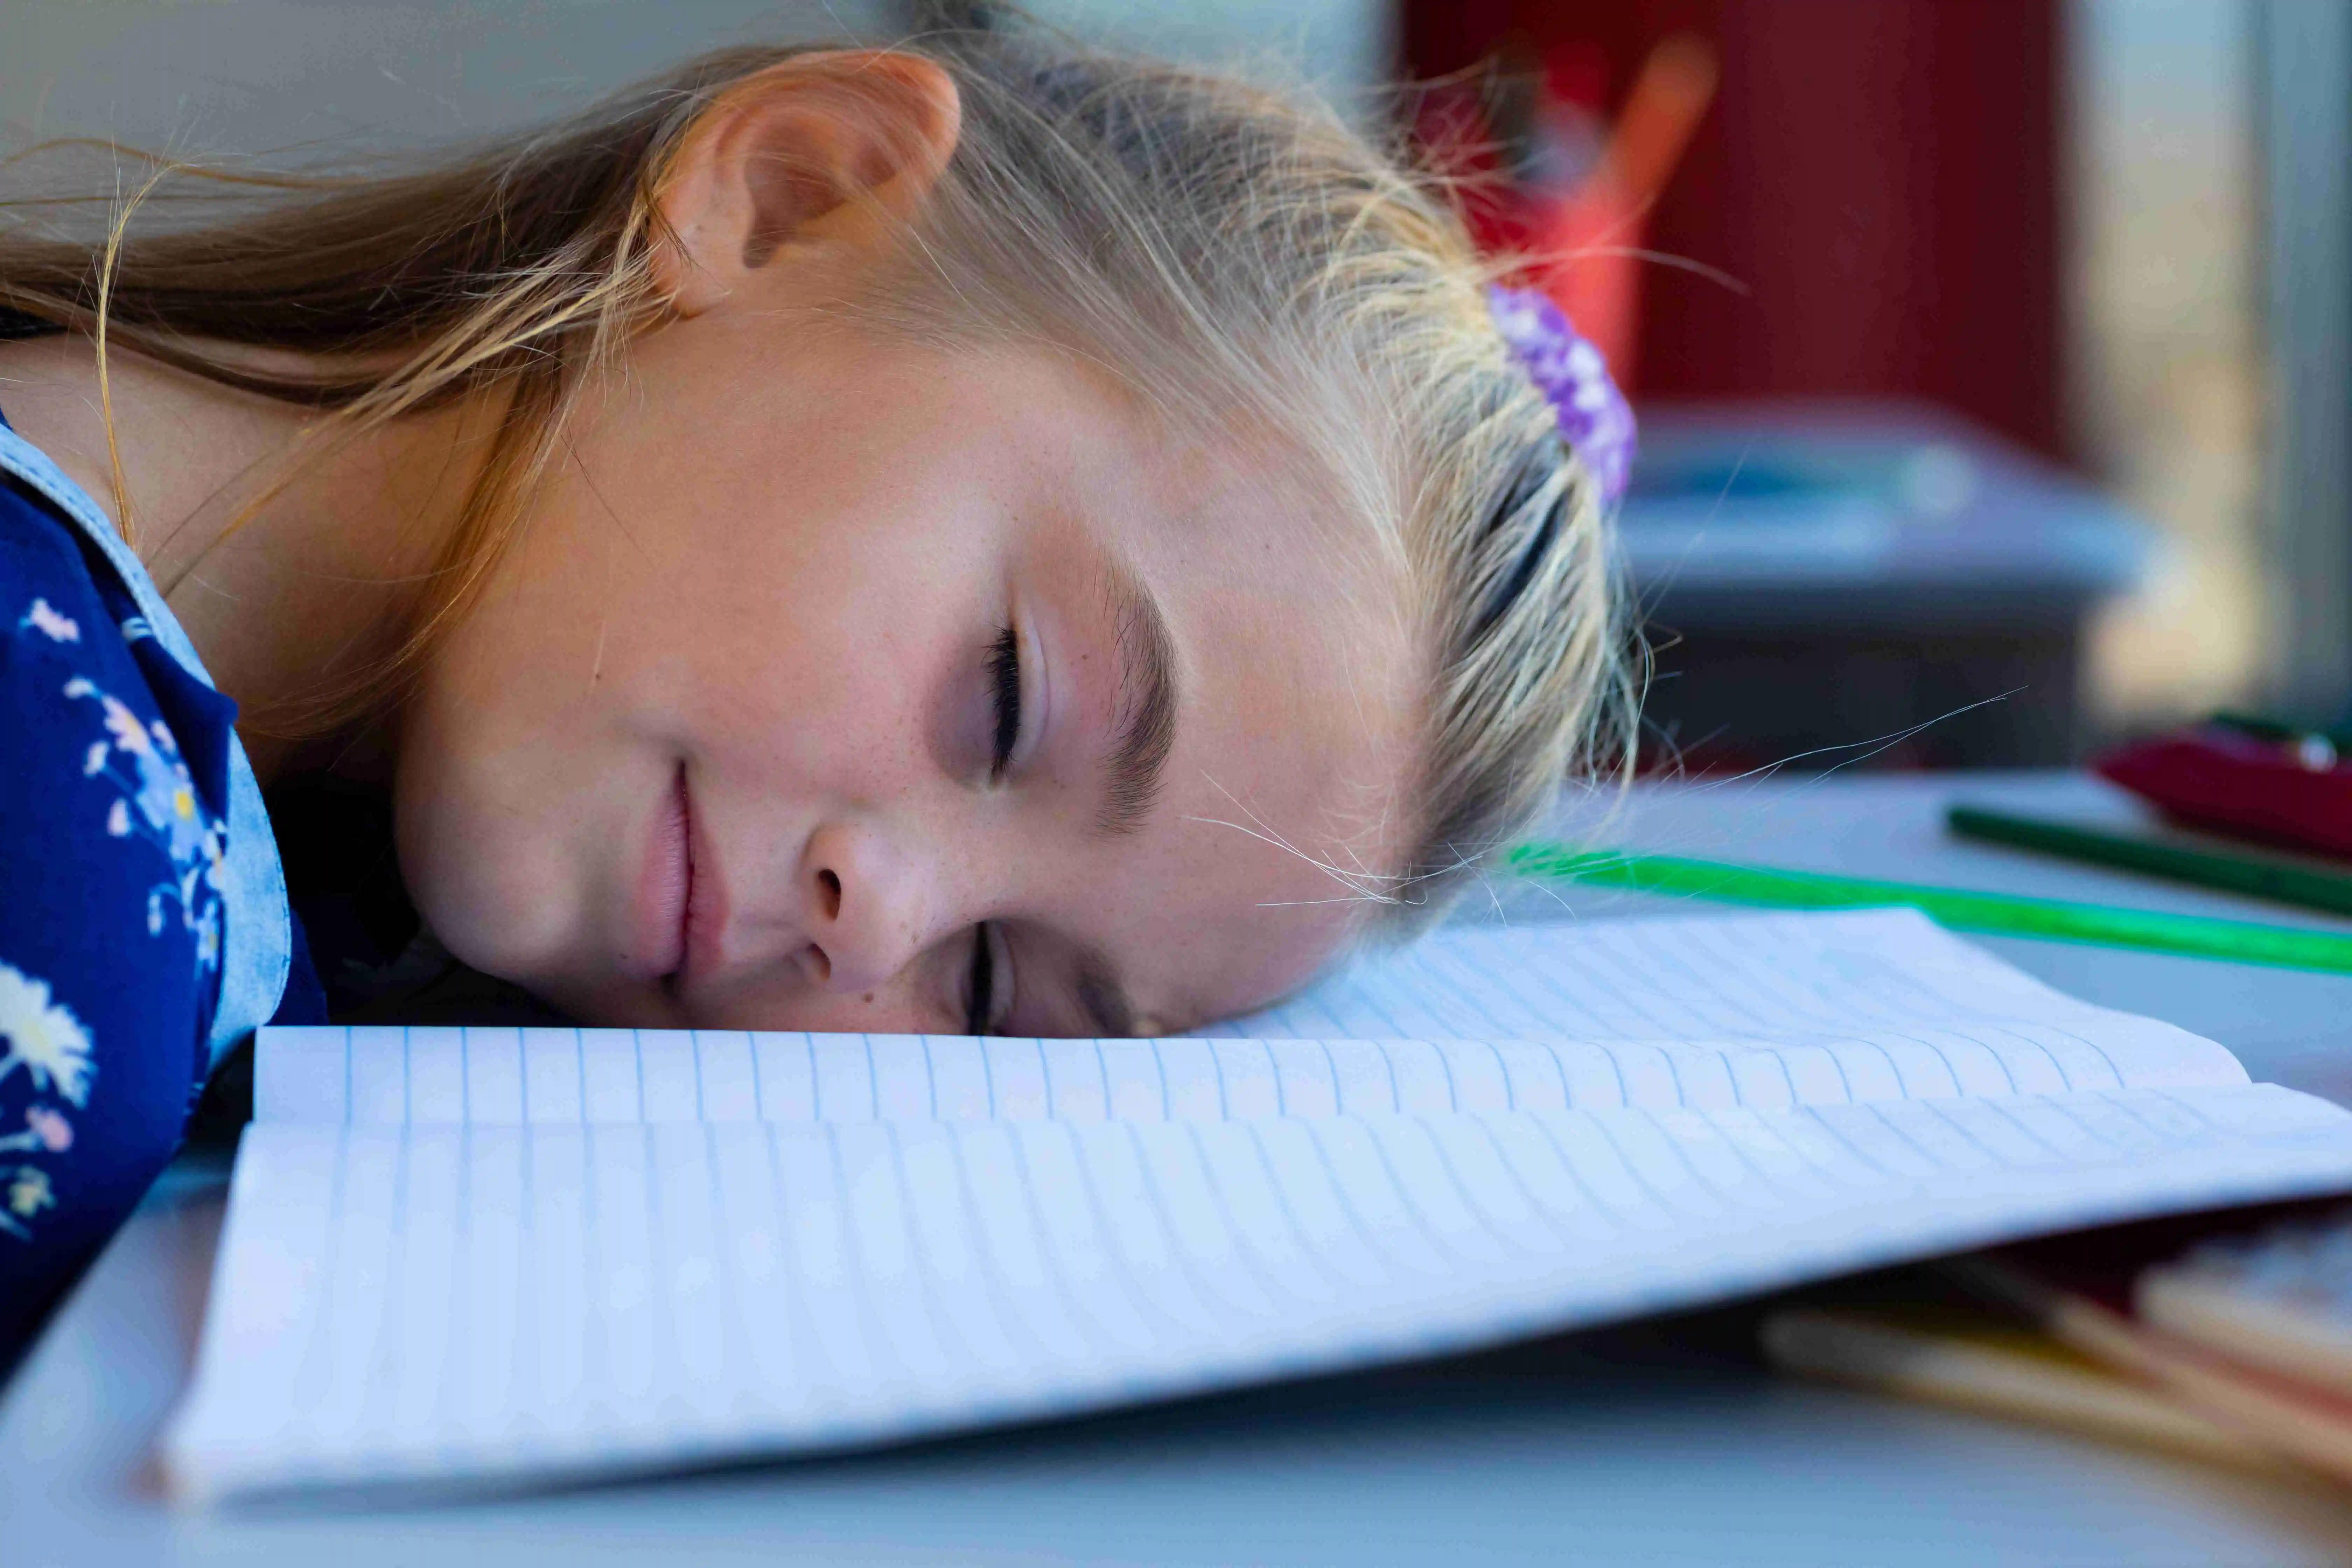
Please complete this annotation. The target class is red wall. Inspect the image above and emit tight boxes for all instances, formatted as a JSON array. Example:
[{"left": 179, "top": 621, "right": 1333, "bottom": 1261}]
[{"left": 1404, "top": 0, "right": 2066, "bottom": 459}]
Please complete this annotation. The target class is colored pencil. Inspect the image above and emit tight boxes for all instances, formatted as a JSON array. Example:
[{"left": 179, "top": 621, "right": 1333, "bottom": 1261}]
[
  {"left": 1506, "top": 842, "right": 2352, "bottom": 975},
  {"left": 1947, "top": 804, "right": 2352, "bottom": 918}
]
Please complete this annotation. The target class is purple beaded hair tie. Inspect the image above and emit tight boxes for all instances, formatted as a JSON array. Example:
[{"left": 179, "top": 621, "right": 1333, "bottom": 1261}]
[{"left": 1485, "top": 284, "right": 1637, "bottom": 506}]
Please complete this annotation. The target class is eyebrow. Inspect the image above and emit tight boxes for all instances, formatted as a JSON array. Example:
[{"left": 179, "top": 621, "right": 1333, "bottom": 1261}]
[{"left": 1097, "top": 564, "right": 1179, "bottom": 838}]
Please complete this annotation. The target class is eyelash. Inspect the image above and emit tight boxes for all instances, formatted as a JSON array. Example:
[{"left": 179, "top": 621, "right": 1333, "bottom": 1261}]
[
  {"left": 966, "top": 922, "right": 996, "bottom": 1036},
  {"left": 987, "top": 623, "right": 1022, "bottom": 782},
  {"left": 967, "top": 623, "right": 1022, "bottom": 1035}
]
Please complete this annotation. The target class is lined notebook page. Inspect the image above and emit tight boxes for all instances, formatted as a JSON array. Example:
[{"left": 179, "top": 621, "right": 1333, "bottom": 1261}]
[
  {"left": 1219, "top": 908, "right": 2235, "bottom": 1062},
  {"left": 257, "top": 910, "right": 2247, "bottom": 1127},
  {"left": 165, "top": 1083, "right": 2352, "bottom": 1501}
]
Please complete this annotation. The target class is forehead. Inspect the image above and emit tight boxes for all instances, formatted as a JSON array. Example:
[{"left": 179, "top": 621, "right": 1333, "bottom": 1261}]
[{"left": 1014, "top": 358, "right": 1422, "bottom": 1025}]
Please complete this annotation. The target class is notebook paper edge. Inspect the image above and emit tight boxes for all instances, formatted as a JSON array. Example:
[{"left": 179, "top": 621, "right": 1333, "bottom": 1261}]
[
  {"left": 162, "top": 1087, "right": 2352, "bottom": 1506},
  {"left": 253, "top": 902, "right": 2253, "bottom": 1129}
]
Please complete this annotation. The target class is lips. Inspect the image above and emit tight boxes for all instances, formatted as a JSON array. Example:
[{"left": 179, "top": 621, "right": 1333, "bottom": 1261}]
[
  {"left": 678, "top": 780, "right": 730, "bottom": 989},
  {"left": 634, "top": 765, "right": 694, "bottom": 986}
]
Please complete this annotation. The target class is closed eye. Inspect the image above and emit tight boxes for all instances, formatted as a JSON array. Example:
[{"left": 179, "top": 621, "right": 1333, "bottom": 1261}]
[
  {"left": 965, "top": 922, "right": 993, "bottom": 1035},
  {"left": 964, "top": 920, "right": 1014, "bottom": 1034},
  {"left": 988, "top": 623, "right": 1022, "bottom": 780}
]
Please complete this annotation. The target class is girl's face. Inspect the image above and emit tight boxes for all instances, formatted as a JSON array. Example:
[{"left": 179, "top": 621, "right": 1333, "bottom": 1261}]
[{"left": 392, "top": 317, "right": 1418, "bottom": 1037}]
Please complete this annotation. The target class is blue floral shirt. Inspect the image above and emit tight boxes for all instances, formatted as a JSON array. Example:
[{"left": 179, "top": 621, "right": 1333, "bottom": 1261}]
[{"left": 0, "top": 406, "right": 322, "bottom": 1361}]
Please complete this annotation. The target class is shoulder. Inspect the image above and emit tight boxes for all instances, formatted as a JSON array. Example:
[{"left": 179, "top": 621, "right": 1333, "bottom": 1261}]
[
  {"left": 0, "top": 469, "right": 127, "bottom": 649},
  {"left": 0, "top": 464, "right": 227, "bottom": 1028},
  {"left": 0, "top": 481, "right": 226, "bottom": 932},
  {"left": 0, "top": 502, "right": 224, "bottom": 1280},
  {"left": 0, "top": 499, "right": 225, "bottom": 1222},
  {"left": 0, "top": 473, "right": 150, "bottom": 723}
]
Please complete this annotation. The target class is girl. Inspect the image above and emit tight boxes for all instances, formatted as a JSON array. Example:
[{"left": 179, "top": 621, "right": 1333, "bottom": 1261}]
[{"left": 0, "top": 23, "right": 1630, "bottom": 1351}]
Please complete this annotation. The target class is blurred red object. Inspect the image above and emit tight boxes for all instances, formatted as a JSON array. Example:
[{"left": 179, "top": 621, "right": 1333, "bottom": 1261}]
[
  {"left": 1419, "top": 35, "right": 1716, "bottom": 387},
  {"left": 1402, "top": 0, "right": 2066, "bottom": 462},
  {"left": 2097, "top": 729, "right": 2352, "bottom": 860}
]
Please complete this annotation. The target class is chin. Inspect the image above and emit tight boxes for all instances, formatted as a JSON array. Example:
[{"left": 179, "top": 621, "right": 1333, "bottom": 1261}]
[
  {"left": 402, "top": 868, "right": 600, "bottom": 1014},
  {"left": 489, "top": 966, "right": 672, "bottom": 1029}
]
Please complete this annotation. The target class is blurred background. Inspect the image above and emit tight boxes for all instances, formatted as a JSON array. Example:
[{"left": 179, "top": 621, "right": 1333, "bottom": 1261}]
[{"left": 2, "top": 0, "right": 2339, "bottom": 772}]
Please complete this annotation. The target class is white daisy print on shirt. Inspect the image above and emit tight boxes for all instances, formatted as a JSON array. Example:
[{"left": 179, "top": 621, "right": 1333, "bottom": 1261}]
[
  {"left": 58, "top": 676, "right": 227, "bottom": 975},
  {"left": 0, "top": 961, "right": 94, "bottom": 1108},
  {"left": 19, "top": 597, "right": 79, "bottom": 643}
]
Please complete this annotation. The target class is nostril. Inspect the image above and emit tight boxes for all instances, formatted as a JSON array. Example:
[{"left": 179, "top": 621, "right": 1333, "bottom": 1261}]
[{"left": 816, "top": 867, "right": 842, "bottom": 920}]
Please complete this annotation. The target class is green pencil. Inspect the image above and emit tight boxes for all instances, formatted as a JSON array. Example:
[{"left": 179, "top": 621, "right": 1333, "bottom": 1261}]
[
  {"left": 1947, "top": 804, "right": 2352, "bottom": 919},
  {"left": 1505, "top": 841, "right": 2352, "bottom": 976}
]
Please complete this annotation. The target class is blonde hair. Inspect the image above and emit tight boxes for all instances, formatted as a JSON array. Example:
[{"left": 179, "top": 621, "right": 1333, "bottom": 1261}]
[{"left": 0, "top": 20, "right": 1634, "bottom": 934}]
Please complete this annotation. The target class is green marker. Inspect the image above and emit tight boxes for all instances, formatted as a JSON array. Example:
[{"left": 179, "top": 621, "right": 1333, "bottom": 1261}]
[
  {"left": 1506, "top": 841, "right": 2352, "bottom": 976},
  {"left": 1947, "top": 804, "right": 2352, "bottom": 919},
  {"left": 2209, "top": 710, "right": 2352, "bottom": 755}
]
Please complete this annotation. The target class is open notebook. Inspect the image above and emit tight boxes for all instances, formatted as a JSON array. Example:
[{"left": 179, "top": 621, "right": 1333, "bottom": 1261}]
[{"left": 163, "top": 909, "right": 2352, "bottom": 1502}]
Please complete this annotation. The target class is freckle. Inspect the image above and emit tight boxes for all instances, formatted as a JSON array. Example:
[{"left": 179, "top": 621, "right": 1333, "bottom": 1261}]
[{"left": 862, "top": 992, "right": 875, "bottom": 1004}]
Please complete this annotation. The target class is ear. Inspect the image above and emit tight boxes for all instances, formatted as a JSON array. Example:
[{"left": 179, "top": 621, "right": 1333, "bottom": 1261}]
[{"left": 651, "top": 50, "right": 962, "bottom": 315}]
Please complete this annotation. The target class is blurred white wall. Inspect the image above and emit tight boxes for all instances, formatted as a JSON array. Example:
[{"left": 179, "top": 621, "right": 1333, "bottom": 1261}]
[
  {"left": 2067, "top": 0, "right": 2267, "bottom": 729},
  {"left": 0, "top": 0, "right": 1390, "bottom": 159}
]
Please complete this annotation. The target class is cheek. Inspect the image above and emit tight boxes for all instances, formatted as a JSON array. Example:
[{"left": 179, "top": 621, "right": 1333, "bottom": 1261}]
[
  {"left": 671, "top": 628, "right": 941, "bottom": 824},
  {"left": 657, "top": 533, "right": 979, "bottom": 778},
  {"left": 389, "top": 676, "right": 576, "bottom": 979},
  {"left": 388, "top": 591, "right": 657, "bottom": 982}
]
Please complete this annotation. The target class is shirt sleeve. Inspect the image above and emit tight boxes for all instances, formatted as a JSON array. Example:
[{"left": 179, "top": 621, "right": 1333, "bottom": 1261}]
[{"left": 0, "top": 498, "right": 220, "bottom": 1360}]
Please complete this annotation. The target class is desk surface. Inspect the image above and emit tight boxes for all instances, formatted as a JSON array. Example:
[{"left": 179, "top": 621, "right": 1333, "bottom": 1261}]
[{"left": 9, "top": 772, "right": 2352, "bottom": 1566}]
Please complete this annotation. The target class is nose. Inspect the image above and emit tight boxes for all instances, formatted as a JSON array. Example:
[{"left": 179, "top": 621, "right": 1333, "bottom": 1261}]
[{"left": 796, "top": 819, "right": 938, "bottom": 994}]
